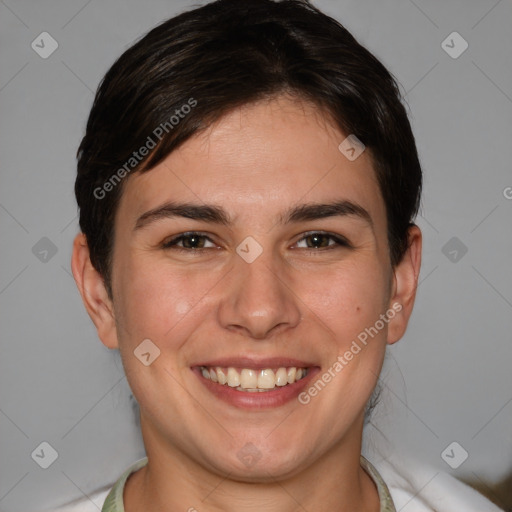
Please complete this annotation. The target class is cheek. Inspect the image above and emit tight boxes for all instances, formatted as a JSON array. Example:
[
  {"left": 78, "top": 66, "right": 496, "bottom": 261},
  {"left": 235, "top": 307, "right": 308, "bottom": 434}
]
[
  {"left": 113, "top": 252, "right": 224, "bottom": 354},
  {"left": 296, "top": 261, "right": 389, "bottom": 342},
  {"left": 113, "top": 258, "right": 216, "bottom": 408}
]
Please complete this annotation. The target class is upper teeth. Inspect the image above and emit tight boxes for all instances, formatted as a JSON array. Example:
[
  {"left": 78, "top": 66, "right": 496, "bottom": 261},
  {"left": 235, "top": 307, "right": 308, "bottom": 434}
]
[{"left": 200, "top": 366, "right": 308, "bottom": 391}]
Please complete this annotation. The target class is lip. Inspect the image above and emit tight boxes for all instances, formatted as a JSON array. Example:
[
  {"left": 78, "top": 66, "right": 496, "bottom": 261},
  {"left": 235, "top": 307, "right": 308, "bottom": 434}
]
[
  {"left": 191, "top": 358, "right": 320, "bottom": 409},
  {"left": 193, "top": 357, "right": 316, "bottom": 370}
]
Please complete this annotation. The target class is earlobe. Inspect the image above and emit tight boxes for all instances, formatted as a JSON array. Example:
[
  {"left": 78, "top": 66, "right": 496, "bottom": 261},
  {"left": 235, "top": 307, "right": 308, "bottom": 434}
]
[
  {"left": 387, "top": 225, "right": 422, "bottom": 344},
  {"left": 71, "top": 233, "right": 119, "bottom": 349}
]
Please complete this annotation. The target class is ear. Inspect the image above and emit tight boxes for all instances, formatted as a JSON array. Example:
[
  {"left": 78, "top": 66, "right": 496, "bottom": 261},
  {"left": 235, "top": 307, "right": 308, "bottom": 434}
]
[
  {"left": 71, "top": 233, "right": 119, "bottom": 349},
  {"left": 387, "top": 225, "right": 422, "bottom": 344}
]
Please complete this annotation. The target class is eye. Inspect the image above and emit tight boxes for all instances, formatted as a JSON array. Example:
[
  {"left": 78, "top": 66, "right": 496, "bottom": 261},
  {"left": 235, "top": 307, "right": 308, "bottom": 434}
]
[
  {"left": 294, "top": 231, "right": 350, "bottom": 250},
  {"left": 162, "top": 232, "right": 217, "bottom": 250},
  {"left": 161, "top": 231, "right": 349, "bottom": 252}
]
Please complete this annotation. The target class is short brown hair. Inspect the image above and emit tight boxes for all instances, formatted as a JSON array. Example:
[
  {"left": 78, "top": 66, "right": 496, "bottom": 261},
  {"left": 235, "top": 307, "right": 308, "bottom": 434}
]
[{"left": 76, "top": 0, "right": 422, "bottom": 295}]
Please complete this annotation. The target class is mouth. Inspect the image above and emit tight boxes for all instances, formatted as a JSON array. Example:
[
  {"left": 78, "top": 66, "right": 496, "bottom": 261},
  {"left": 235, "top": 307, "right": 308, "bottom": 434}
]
[
  {"left": 199, "top": 365, "right": 309, "bottom": 392},
  {"left": 192, "top": 358, "right": 319, "bottom": 409}
]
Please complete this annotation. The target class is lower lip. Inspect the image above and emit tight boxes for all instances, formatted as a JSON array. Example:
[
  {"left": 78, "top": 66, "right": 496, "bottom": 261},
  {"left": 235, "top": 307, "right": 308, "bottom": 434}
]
[{"left": 193, "top": 367, "right": 320, "bottom": 409}]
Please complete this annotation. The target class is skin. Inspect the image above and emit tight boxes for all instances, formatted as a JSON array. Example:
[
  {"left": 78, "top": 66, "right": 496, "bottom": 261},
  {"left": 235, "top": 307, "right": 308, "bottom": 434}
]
[{"left": 72, "top": 95, "right": 421, "bottom": 512}]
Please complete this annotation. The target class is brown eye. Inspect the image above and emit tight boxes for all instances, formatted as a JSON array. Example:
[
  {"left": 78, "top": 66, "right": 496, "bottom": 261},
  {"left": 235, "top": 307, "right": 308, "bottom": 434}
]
[
  {"left": 305, "top": 233, "right": 331, "bottom": 248},
  {"left": 295, "top": 232, "right": 350, "bottom": 250},
  {"left": 163, "top": 232, "right": 215, "bottom": 250}
]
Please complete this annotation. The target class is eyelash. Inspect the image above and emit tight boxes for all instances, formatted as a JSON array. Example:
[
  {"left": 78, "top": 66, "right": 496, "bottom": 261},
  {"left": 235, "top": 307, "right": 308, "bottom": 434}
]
[{"left": 161, "top": 231, "right": 351, "bottom": 252}]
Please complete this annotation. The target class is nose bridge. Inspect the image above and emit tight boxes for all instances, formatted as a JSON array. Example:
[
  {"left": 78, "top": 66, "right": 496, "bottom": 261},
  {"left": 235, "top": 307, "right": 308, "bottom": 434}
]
[{"left": 217, "top": 247, "right": 301, "bottom": 339}]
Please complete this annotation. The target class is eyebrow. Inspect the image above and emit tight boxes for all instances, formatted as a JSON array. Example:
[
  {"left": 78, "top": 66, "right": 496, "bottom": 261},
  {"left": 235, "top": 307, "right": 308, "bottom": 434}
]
[{"left": 134, "top": 200, "right": 373, "bottom": 230}]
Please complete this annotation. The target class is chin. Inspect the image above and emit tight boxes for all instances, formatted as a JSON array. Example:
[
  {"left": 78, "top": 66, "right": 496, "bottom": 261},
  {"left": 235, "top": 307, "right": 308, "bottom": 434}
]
[{"left": 207, "top": 442, "right": 310, "bottom": 482}]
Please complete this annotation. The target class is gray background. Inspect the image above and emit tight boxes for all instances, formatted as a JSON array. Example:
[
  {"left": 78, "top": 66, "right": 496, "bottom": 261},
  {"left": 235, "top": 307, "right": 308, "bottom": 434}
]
[{"left": 1, "top": 0, "right": 511, "bottom": 510}]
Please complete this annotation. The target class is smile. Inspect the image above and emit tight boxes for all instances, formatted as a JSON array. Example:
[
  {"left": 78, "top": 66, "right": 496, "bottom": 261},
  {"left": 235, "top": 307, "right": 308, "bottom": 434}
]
[
  {"left": 193, "top": 357, "right": 319, "bottom": 409},
  {"left": 199, "top": 366, "right": 309, "bottom": 392}
]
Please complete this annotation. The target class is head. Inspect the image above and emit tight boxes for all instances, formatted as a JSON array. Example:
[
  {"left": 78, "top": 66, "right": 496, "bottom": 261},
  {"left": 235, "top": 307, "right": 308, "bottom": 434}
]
[{"left": 72, "top": 0, "right": 421, "bottom": 480}]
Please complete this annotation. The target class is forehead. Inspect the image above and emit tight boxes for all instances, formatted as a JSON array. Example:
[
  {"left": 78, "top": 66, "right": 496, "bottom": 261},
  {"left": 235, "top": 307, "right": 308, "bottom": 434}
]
[{"left": 118, "top": 96, "right": 386, "bottom": 231}]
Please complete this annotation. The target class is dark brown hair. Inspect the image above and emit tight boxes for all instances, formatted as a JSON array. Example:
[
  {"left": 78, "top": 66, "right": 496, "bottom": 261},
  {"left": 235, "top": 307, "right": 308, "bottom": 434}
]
[{"left": 76, "top": 0, "right": 422, "bottom": 295}]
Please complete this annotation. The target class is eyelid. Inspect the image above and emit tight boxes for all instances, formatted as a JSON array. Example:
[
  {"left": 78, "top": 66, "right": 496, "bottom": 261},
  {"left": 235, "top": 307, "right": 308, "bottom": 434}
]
[
  {"left": 161, "top": 230, "right": 351, "bottom": 251},
  {"left": 293, "top": 230, "right": 352, "bottom": 249},
  {"left": 162, "top": 231, "right": 218, "bottom": 249}
]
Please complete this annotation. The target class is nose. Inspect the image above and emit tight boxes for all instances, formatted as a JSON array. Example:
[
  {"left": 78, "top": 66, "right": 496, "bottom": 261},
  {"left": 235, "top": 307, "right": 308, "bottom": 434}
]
[{"left": 217, "top": 251, "right": 302, "bottom": 340}]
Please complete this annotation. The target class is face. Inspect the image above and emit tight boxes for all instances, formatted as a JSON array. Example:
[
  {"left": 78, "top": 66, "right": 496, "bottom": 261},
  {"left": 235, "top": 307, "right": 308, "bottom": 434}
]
[{"left": 76, "top": 95, "right": 419, "bottom": 481}]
